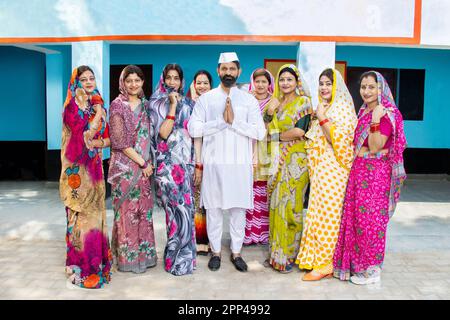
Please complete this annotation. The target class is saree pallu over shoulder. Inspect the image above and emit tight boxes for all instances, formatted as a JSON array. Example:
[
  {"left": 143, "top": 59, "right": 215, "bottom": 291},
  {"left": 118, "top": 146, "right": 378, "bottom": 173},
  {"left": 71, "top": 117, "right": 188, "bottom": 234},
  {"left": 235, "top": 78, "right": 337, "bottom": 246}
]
[
  {"left": 245, "top": 68, "right": 275, "bottom": 245},
  {"left": 251, "top": 68, "right": 274, "bottom": 182},
  {"left": 266, "top": 95, "right": 312, "bottom": 270},
  {"left": 60, "top": 97, "right": 109, "bottom": 214},
  {"left": 305, "top": 70, "right": 357, "bottom": 172},
  {"left": 333, "top": 71, "right": 406, "bottom": 279},
  {"left": 108, "top": 97, "right": 151, "bottom": 185},
  {"left": 383, "top": 108, "right": 406, "bottom": 217},
  {"left": 352, "top": 71, "right": 407, "bottom": 217},
  {"left": 60, "top": 67, "right": 112, "bottom": 288},
  {"left": 148, "top": 75, "right": 196, "bottom": 276},
  {"left": 266, "top": 64, "right": 313, "bottom": 271},
  {"left": 297, "top": 68, "right": 357, "bottom": 274},
  {"left": 108, "top": 93, "right": 157, "bottom": 273},
  {"left": 267, "top": 95, "right": 313, "bottom": 195}
]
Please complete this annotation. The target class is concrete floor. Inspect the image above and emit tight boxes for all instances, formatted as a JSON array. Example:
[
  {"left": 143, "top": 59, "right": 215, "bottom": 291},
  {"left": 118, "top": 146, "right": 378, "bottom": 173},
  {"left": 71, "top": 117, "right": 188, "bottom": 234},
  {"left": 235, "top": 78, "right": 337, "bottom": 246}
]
[{"left": 0, "top": 175, "right": 449, "bottom": 300}]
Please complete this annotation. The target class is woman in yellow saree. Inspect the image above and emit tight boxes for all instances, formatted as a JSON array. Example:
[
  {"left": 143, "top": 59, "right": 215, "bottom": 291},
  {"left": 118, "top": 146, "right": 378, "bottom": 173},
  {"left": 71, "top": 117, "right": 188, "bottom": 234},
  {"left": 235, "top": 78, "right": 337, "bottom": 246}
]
[
  {"left": 263, "top": 64, "right": 313, "bottom": 273},
  {"left": 296, "top": 68, "right": 357, "bottom": 281}
]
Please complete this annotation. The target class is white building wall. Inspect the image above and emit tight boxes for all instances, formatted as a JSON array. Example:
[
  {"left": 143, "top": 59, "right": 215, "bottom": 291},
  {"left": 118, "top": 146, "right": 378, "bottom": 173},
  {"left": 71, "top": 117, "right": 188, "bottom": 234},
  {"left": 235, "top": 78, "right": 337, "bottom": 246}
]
[
  {"left": 421, "top": 0, "right": 450, "bottom": 46},
  {"left": 220, "top": 0, "right": 415, "bottom": 37}
]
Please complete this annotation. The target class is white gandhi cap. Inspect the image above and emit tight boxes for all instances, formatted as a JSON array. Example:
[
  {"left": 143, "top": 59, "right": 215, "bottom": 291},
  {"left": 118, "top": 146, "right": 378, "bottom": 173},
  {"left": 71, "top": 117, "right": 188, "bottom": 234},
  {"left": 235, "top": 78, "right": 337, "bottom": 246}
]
[{"left": 218, "top": 52, "right": 239, "bottom": 64}]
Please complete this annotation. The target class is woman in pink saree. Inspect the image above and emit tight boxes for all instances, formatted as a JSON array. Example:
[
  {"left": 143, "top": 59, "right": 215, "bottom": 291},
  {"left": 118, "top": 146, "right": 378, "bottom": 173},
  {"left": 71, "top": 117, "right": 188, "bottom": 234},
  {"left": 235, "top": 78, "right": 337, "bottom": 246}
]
[
  {"left": 333, "top": 71, "right": 407, "bottom": 285},
  {"left": 60, "top": 65, "right": 112, "bottom": 288},
  {"left": 244, "top": 68, "right": 274, "bottom": 246},
  {"left": 108, "top": 65, "right": 157, "bottom": 273}
]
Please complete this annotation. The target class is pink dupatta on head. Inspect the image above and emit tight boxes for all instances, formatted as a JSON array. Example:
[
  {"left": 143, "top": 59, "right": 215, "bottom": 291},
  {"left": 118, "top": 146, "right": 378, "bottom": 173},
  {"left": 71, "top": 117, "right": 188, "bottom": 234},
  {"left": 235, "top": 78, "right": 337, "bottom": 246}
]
[
  {"left": 117, "top": 68, "right": 145, "bottom": 103},
  {"left": 248, "top": 68, "right": 275, "bottom": 111},
  {"left": 248, "top": 68, "right": 275, "bottom": 180},
  {"left": 355, "top": 71, "right": 407, "bottom": 217}
]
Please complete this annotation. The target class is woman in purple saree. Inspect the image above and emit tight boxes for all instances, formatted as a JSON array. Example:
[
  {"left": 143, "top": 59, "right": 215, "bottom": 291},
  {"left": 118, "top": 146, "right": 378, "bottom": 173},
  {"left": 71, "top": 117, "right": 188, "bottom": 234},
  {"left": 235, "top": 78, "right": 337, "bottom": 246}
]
[{"left": 148, "top": 64, "right": 196, "bottom": 276}]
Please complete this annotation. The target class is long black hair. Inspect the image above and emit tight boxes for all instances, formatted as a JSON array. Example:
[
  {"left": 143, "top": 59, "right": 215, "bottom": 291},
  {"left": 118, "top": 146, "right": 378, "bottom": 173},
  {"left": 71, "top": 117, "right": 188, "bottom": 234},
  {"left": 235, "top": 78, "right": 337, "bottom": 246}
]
[
  {"left": 77, "top": 65, "right": 94, "bottom": 77},
  {"left": 253, "top": 68, "right": 272, "bottom": 85},
  {"left": 163, "top": 63, "right": 184, "bottom": 92},
  {"left": 359, "top": 71, "right": 378, "bottom": 84},
  {"left": 163, "top": 64, "right": 183, "bottom": 81},
  {"left": 278, "top": 67, "right": 298, "bottom": 82},
  {"left": 194, "top": 69, "right": 213, "bottom": 87},
  {"left": 319, "top": 68, "right": 334, "bottom": 83},
  {"left": 122, "top": 65, "right": 145, "bottom": 81}
]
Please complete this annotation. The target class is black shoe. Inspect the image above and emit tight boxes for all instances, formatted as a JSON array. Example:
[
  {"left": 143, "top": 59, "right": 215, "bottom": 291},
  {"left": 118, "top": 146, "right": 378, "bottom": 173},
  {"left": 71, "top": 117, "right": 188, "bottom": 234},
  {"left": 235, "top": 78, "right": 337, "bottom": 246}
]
[
  {"left": 208, "top": 255, "right": 221, "bottom": 271},
  {"left": 230, "top": 255, "right": 248, "bottom": 272}
]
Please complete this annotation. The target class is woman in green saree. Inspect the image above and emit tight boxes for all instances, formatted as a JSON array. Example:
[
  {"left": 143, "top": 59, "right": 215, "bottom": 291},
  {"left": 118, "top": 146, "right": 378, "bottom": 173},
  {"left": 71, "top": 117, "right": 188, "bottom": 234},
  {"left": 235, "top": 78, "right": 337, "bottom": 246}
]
[{"left": 263, "top": 64, "right": 313, "bottom": 273}]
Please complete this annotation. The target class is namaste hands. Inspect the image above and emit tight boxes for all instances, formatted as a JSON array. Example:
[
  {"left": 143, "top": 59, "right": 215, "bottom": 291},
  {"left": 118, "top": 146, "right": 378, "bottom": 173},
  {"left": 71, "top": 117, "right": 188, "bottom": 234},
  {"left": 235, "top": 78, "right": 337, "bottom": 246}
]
[{"left": 223, "top": 96, "right": 234, "bottom": 124}]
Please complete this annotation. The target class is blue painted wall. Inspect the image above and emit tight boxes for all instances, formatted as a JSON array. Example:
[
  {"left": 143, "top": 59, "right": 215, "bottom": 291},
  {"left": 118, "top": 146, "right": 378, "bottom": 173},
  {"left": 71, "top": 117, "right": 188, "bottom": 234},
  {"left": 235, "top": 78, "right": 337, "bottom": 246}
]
[
  {"left": 337, "top": 46, "right": 450, "bottom": 149},
  {"left": 38, "top": 43, "right": 295, "bottom": 150},
  {"left": 44, "top": 45, "right": 72, "bottom": 150},
  {"left": 110, "top": 44, "right": 298, "bottom": 92},
  {"left": 0, "top": 46, "right": 46, "bottom": 141},
  {"left": 3, "top": 43, "right": 447, "bottom": 151}
]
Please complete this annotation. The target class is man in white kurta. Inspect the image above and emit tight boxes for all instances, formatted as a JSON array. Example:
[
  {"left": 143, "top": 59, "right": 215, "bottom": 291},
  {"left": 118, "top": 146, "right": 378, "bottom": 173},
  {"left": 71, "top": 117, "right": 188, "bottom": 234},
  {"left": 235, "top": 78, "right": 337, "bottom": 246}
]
[{"left": 188, "top": 52, "right": 266, "bottom": 272}]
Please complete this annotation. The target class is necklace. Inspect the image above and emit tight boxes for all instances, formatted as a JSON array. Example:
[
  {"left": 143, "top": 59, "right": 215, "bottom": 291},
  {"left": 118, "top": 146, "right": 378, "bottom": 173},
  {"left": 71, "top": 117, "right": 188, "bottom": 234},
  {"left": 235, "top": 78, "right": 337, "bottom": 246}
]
[{"left": 256, "top": 93, "right": 269, "bottom": 101}]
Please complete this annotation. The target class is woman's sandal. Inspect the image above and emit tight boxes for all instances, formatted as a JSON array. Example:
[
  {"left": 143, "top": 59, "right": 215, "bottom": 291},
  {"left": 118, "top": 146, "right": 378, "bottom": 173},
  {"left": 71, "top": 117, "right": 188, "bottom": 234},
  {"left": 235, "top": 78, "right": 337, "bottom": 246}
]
[
  {"left": 302, "top": 271, "right": 333, "bottom": 281},
  {"left": 279, "top": 264, "right": 294, "bottom": 274}
]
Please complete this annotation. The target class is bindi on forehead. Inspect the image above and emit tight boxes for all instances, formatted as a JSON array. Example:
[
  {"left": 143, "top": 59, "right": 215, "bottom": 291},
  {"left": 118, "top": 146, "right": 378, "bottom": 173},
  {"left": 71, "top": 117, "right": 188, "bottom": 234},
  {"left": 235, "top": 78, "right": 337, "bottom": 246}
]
[{"left": 166, "top": 70, "right": 180, "bottom": 77}]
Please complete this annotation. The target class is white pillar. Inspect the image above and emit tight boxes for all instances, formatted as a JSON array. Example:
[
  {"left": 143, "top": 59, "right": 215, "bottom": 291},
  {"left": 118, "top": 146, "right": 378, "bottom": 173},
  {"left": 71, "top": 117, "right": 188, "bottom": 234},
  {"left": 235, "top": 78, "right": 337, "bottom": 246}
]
[
  {"left": 72, "top": 41, "right": 110, "bottom": 159},
  {"left": 297, "top": 42, "right": 336, "bottom": 108}
]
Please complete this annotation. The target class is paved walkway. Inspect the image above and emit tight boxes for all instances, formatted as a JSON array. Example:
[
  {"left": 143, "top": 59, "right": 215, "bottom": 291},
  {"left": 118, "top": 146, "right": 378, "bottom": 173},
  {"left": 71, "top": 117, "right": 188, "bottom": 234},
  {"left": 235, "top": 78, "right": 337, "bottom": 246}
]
[{"left": 1, "top": 175, "right": 450, "bottom": 300}]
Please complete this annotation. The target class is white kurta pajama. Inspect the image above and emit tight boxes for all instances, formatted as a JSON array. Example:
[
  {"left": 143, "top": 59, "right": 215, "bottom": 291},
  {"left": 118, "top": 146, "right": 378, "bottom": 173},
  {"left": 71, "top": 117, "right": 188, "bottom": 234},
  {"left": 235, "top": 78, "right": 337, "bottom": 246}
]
[{"left": 188, "top": 86, "right": 266, "bottom": 253}]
